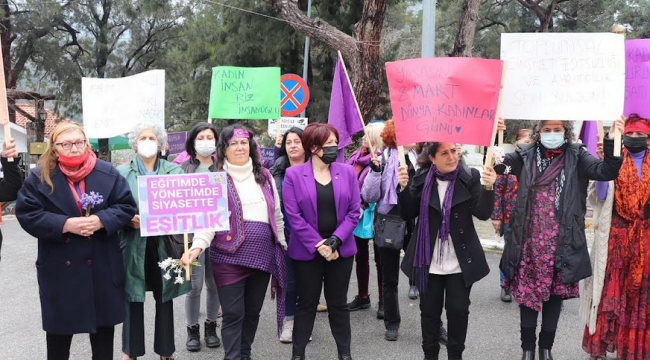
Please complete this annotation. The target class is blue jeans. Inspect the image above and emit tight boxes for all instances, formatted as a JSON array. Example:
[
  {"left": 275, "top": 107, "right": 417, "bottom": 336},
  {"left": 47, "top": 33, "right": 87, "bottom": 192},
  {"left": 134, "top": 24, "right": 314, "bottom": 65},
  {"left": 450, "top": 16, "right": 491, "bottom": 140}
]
[{"left": 285, "top": 253, "right": 297, "bottom": 318}]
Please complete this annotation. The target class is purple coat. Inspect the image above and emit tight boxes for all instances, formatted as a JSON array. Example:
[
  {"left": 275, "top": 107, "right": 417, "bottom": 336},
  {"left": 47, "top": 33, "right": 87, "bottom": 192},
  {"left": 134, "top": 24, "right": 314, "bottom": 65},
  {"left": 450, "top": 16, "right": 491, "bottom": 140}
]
[{"left": 283, "top": 159, "right": 361, "bottom": 260}]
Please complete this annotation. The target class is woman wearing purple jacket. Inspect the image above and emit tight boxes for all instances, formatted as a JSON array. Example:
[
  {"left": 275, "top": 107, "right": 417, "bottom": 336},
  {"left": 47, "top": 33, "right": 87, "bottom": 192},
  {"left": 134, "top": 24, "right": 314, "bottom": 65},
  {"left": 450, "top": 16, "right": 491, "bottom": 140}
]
[{"left": 283, "top": 123, "right": 361, "bottom": 360}]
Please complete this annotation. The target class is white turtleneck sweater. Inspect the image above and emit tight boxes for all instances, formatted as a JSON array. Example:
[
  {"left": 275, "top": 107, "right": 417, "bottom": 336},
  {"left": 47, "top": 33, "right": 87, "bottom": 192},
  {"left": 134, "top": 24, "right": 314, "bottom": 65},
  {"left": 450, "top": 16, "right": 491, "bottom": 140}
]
[{"left": 190, "top": 158, "right": 286, "bottom": 252}]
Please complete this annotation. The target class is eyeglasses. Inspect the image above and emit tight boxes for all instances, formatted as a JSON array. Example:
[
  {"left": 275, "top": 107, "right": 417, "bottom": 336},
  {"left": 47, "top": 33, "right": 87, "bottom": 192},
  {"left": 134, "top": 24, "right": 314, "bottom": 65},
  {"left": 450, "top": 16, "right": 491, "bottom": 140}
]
[{"left": 55, "top": 140, "right": 87, "bottom": 150}]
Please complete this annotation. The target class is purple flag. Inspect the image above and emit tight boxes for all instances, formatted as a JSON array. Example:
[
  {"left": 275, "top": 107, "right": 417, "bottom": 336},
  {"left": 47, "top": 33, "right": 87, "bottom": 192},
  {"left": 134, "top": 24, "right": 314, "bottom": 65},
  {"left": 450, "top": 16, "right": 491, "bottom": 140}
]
[
  {"left": 328, "top": 53, "right": 364, "bottom": 162},
  {"left": 579, "top": 121, "right": 599, "bottom": 158}
]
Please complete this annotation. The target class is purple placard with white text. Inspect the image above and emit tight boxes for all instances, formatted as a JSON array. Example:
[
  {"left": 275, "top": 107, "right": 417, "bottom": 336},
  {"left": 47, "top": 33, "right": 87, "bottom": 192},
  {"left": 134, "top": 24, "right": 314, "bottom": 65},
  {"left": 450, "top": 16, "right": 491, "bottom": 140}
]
[
  {"left": 167, "top": 131, "right": 187, "bottom": 155},
  {"left": 625, "top": 39, "right": 650, "bottom": 119},
  {"left": 137, "top": 172, "right": 229, "bottom": 236}
]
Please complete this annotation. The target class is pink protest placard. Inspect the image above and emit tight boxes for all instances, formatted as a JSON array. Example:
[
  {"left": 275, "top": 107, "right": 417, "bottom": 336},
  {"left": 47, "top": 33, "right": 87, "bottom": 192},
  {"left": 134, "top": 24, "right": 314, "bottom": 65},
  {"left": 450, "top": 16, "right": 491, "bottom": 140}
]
[
  {"left": 386, "top": 57, "right": 503, "bottom": 146},
  {"left": 137, "top": 172, "right": 230, "bottom": 237},
  {"left": 625, "top": 39, "right": 650, "bottom": 119}
]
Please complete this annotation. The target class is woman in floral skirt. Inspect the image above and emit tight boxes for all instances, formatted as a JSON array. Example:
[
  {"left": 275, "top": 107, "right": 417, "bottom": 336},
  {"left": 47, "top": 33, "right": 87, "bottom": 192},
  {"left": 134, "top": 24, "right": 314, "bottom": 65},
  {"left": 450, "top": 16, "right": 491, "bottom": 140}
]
[{"left": 499, "top": 117, "right": 624, "bottom": 360}]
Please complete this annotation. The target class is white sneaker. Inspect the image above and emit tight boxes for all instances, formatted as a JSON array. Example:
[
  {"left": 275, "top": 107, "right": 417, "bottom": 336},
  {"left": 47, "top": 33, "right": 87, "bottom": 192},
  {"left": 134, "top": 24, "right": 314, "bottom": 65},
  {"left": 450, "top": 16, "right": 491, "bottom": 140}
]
[{"left": 280, "top": 319, "right": 294, "bottom": 343}]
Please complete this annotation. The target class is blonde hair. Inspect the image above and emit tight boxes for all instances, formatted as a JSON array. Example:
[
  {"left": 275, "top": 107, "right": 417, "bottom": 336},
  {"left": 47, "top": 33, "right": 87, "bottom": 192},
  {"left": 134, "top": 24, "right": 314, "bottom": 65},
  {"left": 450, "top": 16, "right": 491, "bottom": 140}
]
[
  {"left": 365, "top": 122, "right": 385, "bottom": 152},
  {"left": 37, "top": 122, "right": 92, "bottom": 191}
]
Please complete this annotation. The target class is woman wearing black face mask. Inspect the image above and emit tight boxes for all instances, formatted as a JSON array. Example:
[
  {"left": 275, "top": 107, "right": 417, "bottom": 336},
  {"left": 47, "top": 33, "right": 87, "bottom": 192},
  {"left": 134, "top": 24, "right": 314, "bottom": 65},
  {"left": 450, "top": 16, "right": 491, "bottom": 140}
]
[
  {"left": 283, "top": 123, "right": 361, "bottom": 360},
  {"left": 582, "top": 115, "right": 650, "bottom": 360}
]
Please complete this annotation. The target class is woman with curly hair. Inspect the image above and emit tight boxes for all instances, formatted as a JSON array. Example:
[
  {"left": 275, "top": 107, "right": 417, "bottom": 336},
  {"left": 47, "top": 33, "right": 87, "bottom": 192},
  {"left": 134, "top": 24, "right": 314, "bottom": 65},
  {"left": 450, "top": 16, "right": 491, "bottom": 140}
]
[
  {"left": 361, "top": 120, "right": 416, "bottom": 342},
  {"left": 499, "top": 117, "right": 624, "bottom": 360},
  {"left": 582, "top": 115, "right": 650, "bottom": 360},
  {"left": 182, "top": 124, "right": 287, "bottom": 360}
]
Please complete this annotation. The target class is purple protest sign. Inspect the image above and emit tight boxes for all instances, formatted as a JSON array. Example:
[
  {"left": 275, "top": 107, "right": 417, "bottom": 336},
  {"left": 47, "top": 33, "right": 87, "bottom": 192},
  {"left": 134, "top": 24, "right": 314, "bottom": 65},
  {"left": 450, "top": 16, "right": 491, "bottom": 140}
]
[
  {"left": 137, "top": 173, "right": 229, "bottom": 236},
  {"left": 625, "top": 39, "right": 650, "bottom": 119},
  {"left": 261, "top": 147, "right": 275, "bottom": 165},
  {"left": 167, "top": 131, "right": 187, "bottom": 155}
]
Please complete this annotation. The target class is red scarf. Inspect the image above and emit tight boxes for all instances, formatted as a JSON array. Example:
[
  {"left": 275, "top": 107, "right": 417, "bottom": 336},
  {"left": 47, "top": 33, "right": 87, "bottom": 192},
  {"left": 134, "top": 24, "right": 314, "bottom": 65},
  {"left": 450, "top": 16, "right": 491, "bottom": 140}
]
[
  {"left": 614, "top": 149, "right": 650, "bottom": 298},
  {"left": 58, "top": 151, "right": 97, "bottom": 214}
]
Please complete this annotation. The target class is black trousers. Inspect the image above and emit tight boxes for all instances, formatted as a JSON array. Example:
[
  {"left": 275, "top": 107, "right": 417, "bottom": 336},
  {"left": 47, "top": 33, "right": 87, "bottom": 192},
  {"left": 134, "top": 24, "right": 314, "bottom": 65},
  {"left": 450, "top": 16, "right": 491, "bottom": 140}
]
[
  {"left": 377, "top": 246, "right": 401, "bottom": 330},
  {"left": 46, "top": 326, "right": 114, "bottom": 360},
  {"left": 122, "top": 237, "right": 175, "bottom": 358},
  {"left": 293, "top": 254, "right": 354, "bottom": 356},
  {"left": 420, "top": 273, "right": 472, "bottom": 360},
  {"left": 519, "top": 295, "right": 563, "bottom": 350},
  {"left": 218, "top": 269, "right": 271, "bottom": 360}
]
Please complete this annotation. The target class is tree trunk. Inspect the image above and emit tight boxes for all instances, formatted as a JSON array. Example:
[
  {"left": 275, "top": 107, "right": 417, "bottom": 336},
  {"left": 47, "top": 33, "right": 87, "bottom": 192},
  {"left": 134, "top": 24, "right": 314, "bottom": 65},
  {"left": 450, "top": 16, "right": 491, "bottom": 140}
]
[
  {"left": 450, "top": 0, "right": 481, "bottom": 57},
  {"left": 539, "top": 0, "right": 559, "bottom": 32},
  {"left": 262, "top": 0, "right": 388, "bottom": 124}
]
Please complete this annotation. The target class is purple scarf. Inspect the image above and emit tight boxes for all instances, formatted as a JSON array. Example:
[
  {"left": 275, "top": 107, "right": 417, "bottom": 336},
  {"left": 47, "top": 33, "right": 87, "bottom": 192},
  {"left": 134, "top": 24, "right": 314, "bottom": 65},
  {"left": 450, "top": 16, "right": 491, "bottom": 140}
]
[
  {"left": 413, "top": 165, "right": 459, "bottom": 293},
  {"left": 210, "top": 168, "right": 287, "bottom": 335}
]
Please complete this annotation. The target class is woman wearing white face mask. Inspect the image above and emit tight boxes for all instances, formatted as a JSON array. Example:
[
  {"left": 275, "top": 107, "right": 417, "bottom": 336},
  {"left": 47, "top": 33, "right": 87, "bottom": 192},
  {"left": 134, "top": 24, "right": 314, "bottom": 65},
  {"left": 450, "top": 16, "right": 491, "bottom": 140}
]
[
  {"left": 118, "top": 122, "right": 188, "bottom": 360},
  {"left": 179, "top": 122, "right": 222, "bottom": 352},
  {"left": 498, "top": 118, "right": 625, "bottom": 360}
]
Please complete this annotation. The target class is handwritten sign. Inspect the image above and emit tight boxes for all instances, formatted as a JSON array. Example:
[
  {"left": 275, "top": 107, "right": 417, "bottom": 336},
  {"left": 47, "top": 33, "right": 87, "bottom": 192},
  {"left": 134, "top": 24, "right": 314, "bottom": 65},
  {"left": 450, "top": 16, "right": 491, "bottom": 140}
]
[
  {"left": 167, "top": 132, "right": 187, "bottom": 155},
  {"left": 209, "top": 66, "right": 281, "bottom": 120},
  {"left": 385, "top": 57, "right": 503, "bottom": 146},
  {"left": 82, "top": 70, "right": 165, "bottom": 139},
  {"left": 137, "top": 173, "right": 230, "bottom": 237},
  {"left": 500, "top": 33, "right": 625, "bottom": 121},
  {"left": 268, "top": 117, "right": 308, "bottom": 136},
  {"left": 625, "top": 39, "right": 650, "bottom": 118}
]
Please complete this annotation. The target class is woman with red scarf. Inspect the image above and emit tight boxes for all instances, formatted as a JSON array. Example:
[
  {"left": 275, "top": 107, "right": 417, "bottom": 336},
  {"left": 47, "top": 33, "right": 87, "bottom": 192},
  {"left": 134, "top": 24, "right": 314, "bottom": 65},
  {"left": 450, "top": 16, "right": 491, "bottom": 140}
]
[
  {"left": 15, "top": 122, "right": 137, "bottom": 360},
  {"left": 582, "top": 115, "right": 650, "bottom": 360}
]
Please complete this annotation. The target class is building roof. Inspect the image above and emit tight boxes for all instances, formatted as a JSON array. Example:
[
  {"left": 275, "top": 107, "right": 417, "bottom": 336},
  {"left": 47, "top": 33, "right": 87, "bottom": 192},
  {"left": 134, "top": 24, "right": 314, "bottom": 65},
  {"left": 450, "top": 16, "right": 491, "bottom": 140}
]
[{"left": 13, "top": 103, "right": 72, "bottom": 138}]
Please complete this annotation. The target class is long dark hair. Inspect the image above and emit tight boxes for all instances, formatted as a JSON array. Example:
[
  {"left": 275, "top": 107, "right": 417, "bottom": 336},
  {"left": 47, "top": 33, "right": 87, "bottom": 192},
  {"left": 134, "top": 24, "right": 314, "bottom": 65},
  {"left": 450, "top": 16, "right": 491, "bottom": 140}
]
[
  {"left": 185, "top": 122, "right": 218, "bottom": 159},
  {"left": 417, "top": 142, "right": 444, "bottom": 168},
  {"left": 279, "top": 127, "right": 306, "bottom": 159},
  {"left": 216, "top": 124, "right": 266, "bottom": 184}
]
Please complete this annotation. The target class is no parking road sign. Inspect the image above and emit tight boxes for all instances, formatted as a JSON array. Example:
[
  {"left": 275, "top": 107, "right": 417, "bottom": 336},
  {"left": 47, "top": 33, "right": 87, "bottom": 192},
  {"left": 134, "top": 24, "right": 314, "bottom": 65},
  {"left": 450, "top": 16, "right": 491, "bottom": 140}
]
[{"left": 281, "top": 74, "right": 310, "bottom": 117}]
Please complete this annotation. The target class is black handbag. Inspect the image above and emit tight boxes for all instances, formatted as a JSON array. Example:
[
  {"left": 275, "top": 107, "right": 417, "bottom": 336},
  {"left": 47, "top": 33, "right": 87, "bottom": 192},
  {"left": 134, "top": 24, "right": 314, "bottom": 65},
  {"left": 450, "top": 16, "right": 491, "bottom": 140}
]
[
  {"left": 162, "top": 233, "right": 193, "bottom": 259},
  {"left": 373, "top": 213, "right": 406, "bottom": 250}
]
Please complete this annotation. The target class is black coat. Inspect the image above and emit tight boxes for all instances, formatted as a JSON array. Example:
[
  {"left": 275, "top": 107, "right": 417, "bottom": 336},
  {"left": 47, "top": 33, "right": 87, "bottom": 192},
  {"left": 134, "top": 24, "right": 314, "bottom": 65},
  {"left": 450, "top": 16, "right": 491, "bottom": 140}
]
[
  {"left": 0, "top": 156, "right": 23, "bottom": 262},
  {"left": 499, "top": 140, "right": 622, "bottom": 284},
  {"left": 399, "top": 165, "right": 494, "bottom": 287},
  {"left": 16, "top": 160, "right": 137, "bottom": 335}
]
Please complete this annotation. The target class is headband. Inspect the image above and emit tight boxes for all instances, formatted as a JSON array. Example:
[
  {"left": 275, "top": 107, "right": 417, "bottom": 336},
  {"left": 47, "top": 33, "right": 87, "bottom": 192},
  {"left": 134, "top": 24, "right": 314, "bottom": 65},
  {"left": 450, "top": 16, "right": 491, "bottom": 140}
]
[
  {"left": 228, "top": 128, "right": 250, "bottom": 142},
  {"left": 624, "top": 117, "right": 650, "bottom": 136}
]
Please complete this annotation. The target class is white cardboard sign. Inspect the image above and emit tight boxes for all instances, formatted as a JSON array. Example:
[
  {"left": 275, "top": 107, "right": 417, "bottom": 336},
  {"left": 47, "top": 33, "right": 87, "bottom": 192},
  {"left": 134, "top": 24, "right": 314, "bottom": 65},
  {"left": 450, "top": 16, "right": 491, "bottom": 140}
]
[
  {"left": 268, "top": 117, "right": 308, "bottom": 137},
  {"left": 82, "top": 70, "right": 165, "bottom": 138},
  {"left": 500, "top": 33, "right": 625, "bottom": 121}
]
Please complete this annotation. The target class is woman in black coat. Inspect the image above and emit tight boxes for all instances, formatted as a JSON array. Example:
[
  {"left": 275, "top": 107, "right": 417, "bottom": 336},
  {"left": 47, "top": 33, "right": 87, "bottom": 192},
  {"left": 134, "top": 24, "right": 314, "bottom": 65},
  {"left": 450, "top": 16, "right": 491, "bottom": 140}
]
[
  {"left": 498, "top": 118, "right": 624, "bottom": 360},
  {"left": 15, "top": 122, "right": 137, "bottom": 360},
  {"left": 397, "top": 142, "right": 496, "bottom": 360}
]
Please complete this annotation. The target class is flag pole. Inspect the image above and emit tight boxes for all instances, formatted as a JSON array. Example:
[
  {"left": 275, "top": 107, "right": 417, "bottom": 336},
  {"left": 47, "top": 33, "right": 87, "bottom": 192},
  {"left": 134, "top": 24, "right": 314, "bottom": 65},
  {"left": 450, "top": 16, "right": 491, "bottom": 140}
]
[
  {"left": 337, "top": 51, "right": 374, "bottom": 155},
  {"left": 484, "top": 61, "right": 508, "bottom": 172}
]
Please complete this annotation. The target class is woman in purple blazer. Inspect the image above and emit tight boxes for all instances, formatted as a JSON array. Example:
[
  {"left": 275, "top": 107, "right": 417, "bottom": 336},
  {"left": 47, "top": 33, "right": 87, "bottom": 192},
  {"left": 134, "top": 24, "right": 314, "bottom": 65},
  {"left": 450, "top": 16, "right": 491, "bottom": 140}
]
[{"left": 283, "top": 123, "right": 361, "bottom": 360}]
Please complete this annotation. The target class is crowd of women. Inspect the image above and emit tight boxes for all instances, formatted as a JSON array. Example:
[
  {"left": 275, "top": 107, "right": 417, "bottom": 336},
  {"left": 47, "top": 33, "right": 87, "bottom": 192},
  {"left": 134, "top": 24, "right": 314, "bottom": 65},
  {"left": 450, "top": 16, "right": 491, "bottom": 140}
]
[{"left": 10, "top": 112, "right": 650, "bottom": 360}]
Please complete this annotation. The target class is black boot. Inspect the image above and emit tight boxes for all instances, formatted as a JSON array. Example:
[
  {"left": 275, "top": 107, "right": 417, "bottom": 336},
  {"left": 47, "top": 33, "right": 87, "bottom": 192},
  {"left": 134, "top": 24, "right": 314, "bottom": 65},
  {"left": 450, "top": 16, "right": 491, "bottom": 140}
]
[
  {"left": 339, "top": 354, "right": 352, "bottom": 360},
  {"left": 521, "top": 350, "right": 535, "bottom": 360},
  {"left": 538, "top": 349, "right": 553, "bottom": 360},
  {"left": 538, "top": 330, "right": 556, "bottom": 360},
  {"left": 204, "top": 320, "right": 221, "bottom": 348},
  {"left": 186, "top": 324, "right": 201, "bottom": 352}
]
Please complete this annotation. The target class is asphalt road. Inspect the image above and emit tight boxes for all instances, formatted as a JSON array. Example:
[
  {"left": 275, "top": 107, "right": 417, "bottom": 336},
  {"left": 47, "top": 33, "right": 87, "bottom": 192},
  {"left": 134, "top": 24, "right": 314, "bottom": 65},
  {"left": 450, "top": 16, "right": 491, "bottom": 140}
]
[{"left": 0, "top": 216, "right": 594, "bottom": 360}]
